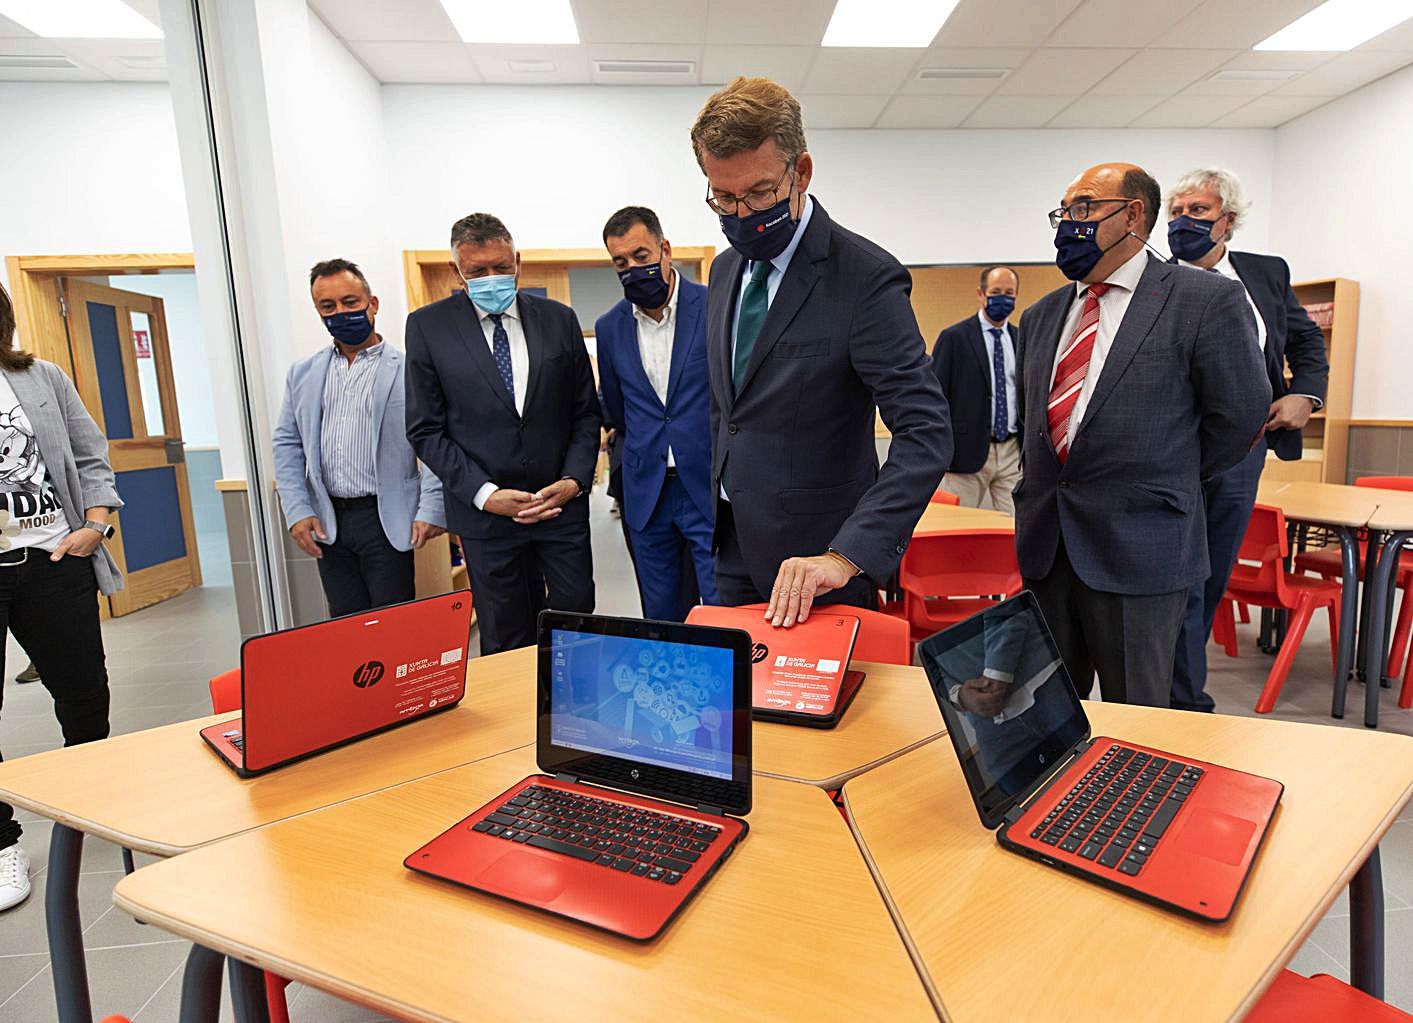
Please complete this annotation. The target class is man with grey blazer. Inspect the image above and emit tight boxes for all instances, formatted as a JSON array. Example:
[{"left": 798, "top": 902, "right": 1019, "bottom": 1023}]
[
  {"left": 274, "top": 259, "right": 445, "bottom": 618},
  {"left": 1015, "top": 163, "right": 1269, "bottom": 706}
]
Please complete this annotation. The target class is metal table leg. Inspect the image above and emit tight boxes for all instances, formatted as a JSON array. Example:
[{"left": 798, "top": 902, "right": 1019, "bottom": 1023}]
[
  {"left": 1351, "top": 847, "right": 1385, "bottom": 999},
  {"left": 179, "top": 944, "right": 225, "bottom": 1023},
  {"left": 1363, "top": 532, "right": 1413, "bottom": 728},
  {"left": 1356, "top": 530, "right": 1383, "bottom": 682},
  {"left": 1332, "top": 526, "right": 1360, "bottom": 718},
  {"left": 228, "top": 956, "right": 272, "bottom": 1023},
  {"left": 45, "top": 824, "right": 90, "bottom": 1023}
]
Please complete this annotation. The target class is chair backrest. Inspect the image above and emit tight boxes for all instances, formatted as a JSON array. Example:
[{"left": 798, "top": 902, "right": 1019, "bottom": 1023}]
[
  {"left": 209, "top": 668, "right": 242, "bottom": 714},
  {"left": 1356, "top": 475, "right": 1413, "bottom": 493},
  {"left": 898, "top": 530, "right": 1021, "bottom": 599},
  {"left": 839, "top": 605, "right": 913, "bottom": 665},
  {"left": 929, "top": 489, "right": 961, "bottom": 506},
  {"left": 1228, "top": 504, "right": 1291, "bottom": 602}
]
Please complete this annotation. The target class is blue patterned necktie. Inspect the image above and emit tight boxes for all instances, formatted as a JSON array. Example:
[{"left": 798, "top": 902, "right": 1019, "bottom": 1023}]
[
  {"left": 488, "top": 313, "right": 515, "bottom": 404},
  {"left": 989, "top": 327, "right": 1008, "bottom": 441}
]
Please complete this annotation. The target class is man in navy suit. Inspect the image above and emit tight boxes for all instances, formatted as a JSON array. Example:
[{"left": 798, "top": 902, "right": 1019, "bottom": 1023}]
[
  {"left": 932, "top": 265, "right": 1023, "bottom": 513},
  {"left": 1166, "top": 168, "right": 1330, "bottom": 712},
  {"left": 405, "top": 214, "right": 600, "bottom": 655},
  {"left": 690, "top": 77, "right": 951, "bottom": 627},
  {"left": 596, "top": 206, "right": 718, "bottom": 621},
  {"left": 1015, "top": 162, "right": 1269, "bottom": 706}
]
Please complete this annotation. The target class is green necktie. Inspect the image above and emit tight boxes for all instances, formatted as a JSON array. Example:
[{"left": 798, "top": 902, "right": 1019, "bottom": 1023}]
[{"left": 733, "top": 259, "right": 774, "bottom": 394}]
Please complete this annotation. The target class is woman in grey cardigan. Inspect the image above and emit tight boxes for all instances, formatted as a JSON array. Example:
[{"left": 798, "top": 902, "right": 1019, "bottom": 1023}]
[{"left": 0, "top": 281, "right": 123, "bottom": 911}]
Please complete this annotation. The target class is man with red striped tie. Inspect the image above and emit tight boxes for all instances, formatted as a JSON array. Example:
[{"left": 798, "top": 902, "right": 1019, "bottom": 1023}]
[{"left": 1013, "top": 162, "right": 1269, "bottom": 706}]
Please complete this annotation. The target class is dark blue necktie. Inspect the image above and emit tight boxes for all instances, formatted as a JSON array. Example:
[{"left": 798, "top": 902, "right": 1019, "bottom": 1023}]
[
  {"left": 989, "top": 327, "right": 1008, "bottom": 441},
  {"left": 488, "top": 313, "right": 515, "bottom": 403}
]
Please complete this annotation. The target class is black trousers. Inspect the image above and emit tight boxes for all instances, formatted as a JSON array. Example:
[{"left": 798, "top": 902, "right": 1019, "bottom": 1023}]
[
  {"left": 315, "top": 498, "right": 416, "bottom": 618},
  {"left": 462, "top": 517, "right": 594, "bottom": 655},
  {"left": 713, "top": 499, "right": 878, "bottom": 611},
  {"left": 1025, "top": 538, "right": 1187, "bottom": 707},
  {"left": 0, "top": 552, "right": 111, "bottom": 850}
]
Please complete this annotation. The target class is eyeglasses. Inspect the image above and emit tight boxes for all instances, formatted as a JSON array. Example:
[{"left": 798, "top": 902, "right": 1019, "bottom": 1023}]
[
  {"left": 1047, "top": 197, "right": 1132, "bottom": 229},
  {"left": 705, "top": 163, "right": 793, "bottom": 216}
]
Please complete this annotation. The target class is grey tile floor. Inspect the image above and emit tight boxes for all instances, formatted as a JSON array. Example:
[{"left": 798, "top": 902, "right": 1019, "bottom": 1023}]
[{"left": 0, "top": 491, "right": 1409, "bottom": 1019}]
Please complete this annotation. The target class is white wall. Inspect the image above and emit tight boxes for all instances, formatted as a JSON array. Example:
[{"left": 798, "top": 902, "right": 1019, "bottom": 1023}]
[
  {"left": 382, "top": 84, "right": 1277, "bottom": 266},
  {"left": 1272, "top": 65, "right": 1413, "bottom": 420}
]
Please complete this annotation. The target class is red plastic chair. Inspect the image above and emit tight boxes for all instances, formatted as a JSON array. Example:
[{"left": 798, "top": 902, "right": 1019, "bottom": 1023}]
[
  {"left": 207, "top": 669, "right": 292, "bottom": 1023},
  {"left": 1243, "top": 970, "right": 1412, "bottom": 1021},
  {"left": 1225, "top": 505, "right": 1342, "bottom": 713},
  {"left": 896, "top": 530, "right": 1022, "bottom": 649},
  {"left": 930, "top": 489, "right": 961, "bottom": 506},
  {"left": 735, "top": 603, "right": 913, "bottom": 666},
  {"left": 1294, "top": 475, "right": 1413, "bottom": 709}
]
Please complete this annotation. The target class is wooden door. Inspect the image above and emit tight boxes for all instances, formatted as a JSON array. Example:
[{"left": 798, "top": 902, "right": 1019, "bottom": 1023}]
[{"left": 61, "top": 279, "right": 202, "bottom": 615}]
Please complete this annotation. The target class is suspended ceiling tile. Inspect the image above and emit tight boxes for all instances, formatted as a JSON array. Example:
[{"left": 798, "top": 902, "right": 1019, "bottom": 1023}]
[
  {"left": 1047, "top": 93, "right": 1167, "bottom": 127},
  {"left": 802, "top": 47, "right": 923, "bottom": 94},
  {"left": 1089, "top": 48, "right": 1238, "bottom": 96},
  {"left": 962, "top": 93, "right": 1075, "bottom": 128},
  {"left": 875, "top": 94, "right": 985, "bottom": 128},
  {"left": 798, "top": 92, "right": 892, "bottom": 129},
  {"left": 996, "top": 47, "right": 1135, "bottom": 96},
  {"left": 1130, "top": 90, "right": 1250, "bottom": 126},
  {"left": 933, "top": 0, "right": 1084, "bottom": 48},
  {"left": 704, "top": 0, "right": 836, "bottom": 46},
  {"left": 1047, "top": 0, "right": 1206, "bottom": 48},
  {"left": 572, "top": 0, "right": 708, "bottom": 44},
  {"left": 1208, "top": 93, "right": 1331, "bottom": 126},
  {"left": 308, "top": 0, "right": 458, "bottom": 43},
  {"left": 700, "top": 45, "right": 819, "bottom": 90}
]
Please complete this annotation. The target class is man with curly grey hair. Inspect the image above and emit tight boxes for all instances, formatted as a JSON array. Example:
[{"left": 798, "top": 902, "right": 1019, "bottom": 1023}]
[{"left": 1165, "top": 167, "right": 1329, "bottom": 713}]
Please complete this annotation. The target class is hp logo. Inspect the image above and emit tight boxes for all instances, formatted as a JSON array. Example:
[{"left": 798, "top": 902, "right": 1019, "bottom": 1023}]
[
  {"left": 352, "top": 661, "right": 385, "bottom": 688},
  {"left": 751, "top": 643, "right": 769, "bottom": 664},
  {"left": 630, "top": 768, "right": 640, "bottom": 780}
]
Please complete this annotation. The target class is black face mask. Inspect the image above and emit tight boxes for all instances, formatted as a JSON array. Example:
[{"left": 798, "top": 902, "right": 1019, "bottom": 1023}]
[
  {"left": 618, "top": 258, "right": 670, "bottom": 309},
  {"left": 1053, "top": 203, "right": 1132, "bottom": 281}
]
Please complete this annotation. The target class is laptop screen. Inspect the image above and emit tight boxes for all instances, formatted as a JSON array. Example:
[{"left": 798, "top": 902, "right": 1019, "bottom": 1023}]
[
  {"left": 918, "top": 593, "right": 1090, "bottom": 828},
  {"left": 537, "top": 611, "right": 753, "bottom": 816},
  {"left": 548, "top": 629, "right": 735, "bottom": 780}
]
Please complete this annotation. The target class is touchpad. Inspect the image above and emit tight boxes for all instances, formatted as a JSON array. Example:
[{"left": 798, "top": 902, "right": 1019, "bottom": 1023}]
[
  {"left": 1172, "top": 809, "right": 1256, "bottom": 866},
  {"left": 475, "top": 851, "right": 570, "bottom": 904}
]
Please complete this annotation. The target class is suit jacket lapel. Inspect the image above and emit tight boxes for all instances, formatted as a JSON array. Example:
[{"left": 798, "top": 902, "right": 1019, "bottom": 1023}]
[
  {"left": 519, "top": 295, "right": 542, "bottom": 414},
  {"left": 307, "top": 350, "right": 332, "bottom": 481},
  {"left": 1078, "top": 256, "right": 1175, "bottom": 431},
  {"left": 371, "top": 345, "right": 399, "bottom": 454},
  {"left": 711, "top": 248, "right": 745, "bottom": 414},
  {"left": 736, "top": 205, "right": 828, "bottom": 397},
  {"left": 1024, "top": 288, "right": 1073, "bottom": 462},
  {"left": 665, "top": 280, "right": 700, "bottom": 404},
  {"left": 1228, "top": 251, "right": 1280, "bottom": 375},
  {"left": 4, "top": 369, "right": 65, "bottom": 484},
  {"left": 450, "top": 295, "right": 517, "bottom": 416},
  {"left": 968, "top": 317, "right": 991, "bottom": 379}
]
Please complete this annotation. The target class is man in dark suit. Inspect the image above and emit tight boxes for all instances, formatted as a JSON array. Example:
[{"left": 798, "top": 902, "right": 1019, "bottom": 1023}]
[
  {"left": 932, "top": 265, "right": 1022, "bottom": 513},
  {"left": 1014, "top": 162, "right": 1269, "bottom": 706},
  {"left": 689, "top": 77, "right": 951, "bottom": 627},
  {"left": 1166, "top": 168, "right": 1330, "bottom": 712},
  {"left": 596, "top": 205, "right": 717, "bottom": 621},
  {"left": 405, "top": 213, "right": 601, "bottom": 655}
]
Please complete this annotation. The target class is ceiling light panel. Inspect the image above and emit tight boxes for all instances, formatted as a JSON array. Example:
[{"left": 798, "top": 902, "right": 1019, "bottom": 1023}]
[
  {"left": 822, "top": 0, "right": 961, "bottom": 47},
  {"left": 1255, "top": 0, "right": 1413, "bottom": 51},
  {"left": 439, "top": 0, "right": 578, "bottom": 45},
  {"left": 0, "top": 0, "right": 161, "bottom": 39}
]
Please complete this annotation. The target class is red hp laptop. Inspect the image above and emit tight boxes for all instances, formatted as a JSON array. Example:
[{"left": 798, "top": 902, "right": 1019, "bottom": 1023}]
[
  {"left": 686, "top": 604, "right": 865, "bottom": 727},
  {"left": 201, "top": 591, "right": 473, "bottom": 778},
  {"left": 919, "top": 593, "right": 1282, "bottom": 922},
  {"left": 405, "top": 611, "right": 753, "bottom": 941}
]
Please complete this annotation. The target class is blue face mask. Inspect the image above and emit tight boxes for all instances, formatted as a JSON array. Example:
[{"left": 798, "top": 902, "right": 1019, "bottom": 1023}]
[
  {"left": 322, "top": 308, "right": 373, "bottom": 346},
  {"left": 719, "top": 192, "right": 798, "bottom": 263},
  {"left": 1053, "top": 203, "right": 1131, "bottom": 282},
  {"left": 984, "top": 294, "right": 1016, "bottom": 323},
  {"left": 618, "top": 260, "right": 670, "bottom": 309},
  {"left": 1168, "top": 215, "right": 1220, "bottom": 262},
  {"left": 464, "top": 273, "right": 517, "bottom": 315}
]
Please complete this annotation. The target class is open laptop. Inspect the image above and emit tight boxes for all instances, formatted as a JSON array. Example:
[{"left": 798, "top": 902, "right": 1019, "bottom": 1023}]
[
  {"left": 918, "top": 592, "right": 1282, "bottom": 922},
  {"left": 405, "top": 610, "right": 753, "bottom": 941},
  {"left": 200, "top": 590, "right": 473, "bottom": 778},
  {"left": 686, "top": 604, "right": 866, "bottom": 728}
]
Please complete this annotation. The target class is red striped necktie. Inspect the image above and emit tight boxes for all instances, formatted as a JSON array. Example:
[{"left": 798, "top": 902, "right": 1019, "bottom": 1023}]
[{"left": 1047, "top": 282, "right": 1113, "bottom": 463}]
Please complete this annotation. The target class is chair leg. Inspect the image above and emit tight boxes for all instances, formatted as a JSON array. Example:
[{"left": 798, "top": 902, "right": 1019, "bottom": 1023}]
[
  {"left": 1213, "top": 600, "right": 1238, "bottom": 658},
  {"left": 1237, "top": 602, "right": 1251, "bottom": 625},
  {"left": 266, "top": 972, "right": 291, "bottom": 1023},
  {"left": 1400, "top": 637, "right": 1413, "bottom": 710},
  {"left": 1256, "top": 596, "right": 1316, "bottom": 714},
  {"left": 1386, "top": 585, "right": 1413, "bottom": 678},
  {"left": 1327, "top": 603, "right": 1341, "bottom": 680}
]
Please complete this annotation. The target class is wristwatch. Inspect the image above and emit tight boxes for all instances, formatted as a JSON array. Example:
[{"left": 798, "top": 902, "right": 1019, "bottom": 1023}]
[{"left": 82, "top": 520, "right": 115, "bottom": 540}]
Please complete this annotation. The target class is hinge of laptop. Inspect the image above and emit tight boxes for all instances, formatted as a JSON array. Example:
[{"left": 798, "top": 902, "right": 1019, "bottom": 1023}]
[
  {"left": 697, "top": 803, "right": 724, "bottom": 817},
  {"left": 1003, "top": 805, "right": 1025, "bottom": 825},
  {"left": 554, "top": 773, "right": 578, "bottom": 784}
]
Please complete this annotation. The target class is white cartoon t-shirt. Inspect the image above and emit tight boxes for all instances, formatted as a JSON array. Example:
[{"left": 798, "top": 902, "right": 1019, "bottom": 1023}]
[{"left": 0, "top": 374, "right": 70, "bottom": 553}]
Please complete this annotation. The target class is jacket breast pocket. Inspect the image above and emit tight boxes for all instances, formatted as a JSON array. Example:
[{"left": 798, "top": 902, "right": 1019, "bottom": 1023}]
[{"left": 773, "top": 339, "right": 829, "bottom": 359}]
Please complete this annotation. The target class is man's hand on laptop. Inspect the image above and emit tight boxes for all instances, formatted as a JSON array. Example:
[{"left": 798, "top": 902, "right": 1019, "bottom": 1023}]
[
  {"left": 765, "top": 551, "right": 858, "bottom": 627},
  {"left": 289, "top": 516, "right": 326, "bottom": 559}
]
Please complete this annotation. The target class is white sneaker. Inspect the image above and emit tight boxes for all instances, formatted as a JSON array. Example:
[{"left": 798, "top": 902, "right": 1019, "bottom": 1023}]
[{"left": 0, "top": 846, "right": 31, "bottom": 911}]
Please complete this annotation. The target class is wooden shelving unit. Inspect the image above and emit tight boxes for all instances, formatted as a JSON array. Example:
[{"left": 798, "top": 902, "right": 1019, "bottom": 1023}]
[{"left": 1264, "top": 277, "right": 1359, "bottom": 484}]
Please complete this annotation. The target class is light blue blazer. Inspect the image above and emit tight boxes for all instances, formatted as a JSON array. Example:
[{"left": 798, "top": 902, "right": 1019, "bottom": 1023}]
[{"left": 273, "top": 344, "right": 444, "bottom": 551}]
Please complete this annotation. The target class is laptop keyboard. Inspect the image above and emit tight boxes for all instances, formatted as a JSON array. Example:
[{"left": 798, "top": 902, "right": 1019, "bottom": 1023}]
[
  {"left": 1028, "top": 744, "right": 1203, "bottom": 876},
  {"left": 472, "top": 785, "right": 721, "bottom": 885}
]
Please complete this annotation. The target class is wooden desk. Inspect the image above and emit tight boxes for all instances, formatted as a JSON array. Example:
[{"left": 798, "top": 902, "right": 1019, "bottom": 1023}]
[
  {"left": 914, "top": 502, "right": 1013, "bottom": 535},
  {"left": 1260, "top": 480, "right": 1382, "bottom": 529},
  {"left": 0, "top": 648, "right": 537, "bottom": 1023},
  {"left": 755, "top": 660, "right": 945, "bottom": 788},
  {"left": 114, "top": 748, "right": 939, "bottom": 1023},
  {"left": 844, "top": 702, "right": 1413, "bottom": 1021}
]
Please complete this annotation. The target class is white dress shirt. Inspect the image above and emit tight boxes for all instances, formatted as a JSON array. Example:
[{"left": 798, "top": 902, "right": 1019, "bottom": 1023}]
[
  {"left": 472, "top": 295, "right": 530, "bottom": 510},
  {"left": 632, "top": 269, "right": 680, "bottom": 466},
  {"left": 1050, "top": 247, "right": 1149, "bottom": 450},
  {"left": 1182, "top": 250, "right": 1266, "bottom": 353},
  {"left": 976, "top": 310, "right": 1018, "bottom": 437}
]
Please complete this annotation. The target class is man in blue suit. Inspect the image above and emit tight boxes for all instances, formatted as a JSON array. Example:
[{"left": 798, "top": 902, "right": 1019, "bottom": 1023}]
[
  {"left": 273, "top": 259, "right": 445, "bottom": 617},
  {"left": 1166, "top": 168, "right": 1330, "bottom": 712},
  {"left": 596, "top": 206, "right": 718, "bottom": 621},
  {"left": 1015, "top": 163, "right": 1269, "bottom": 707}
]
